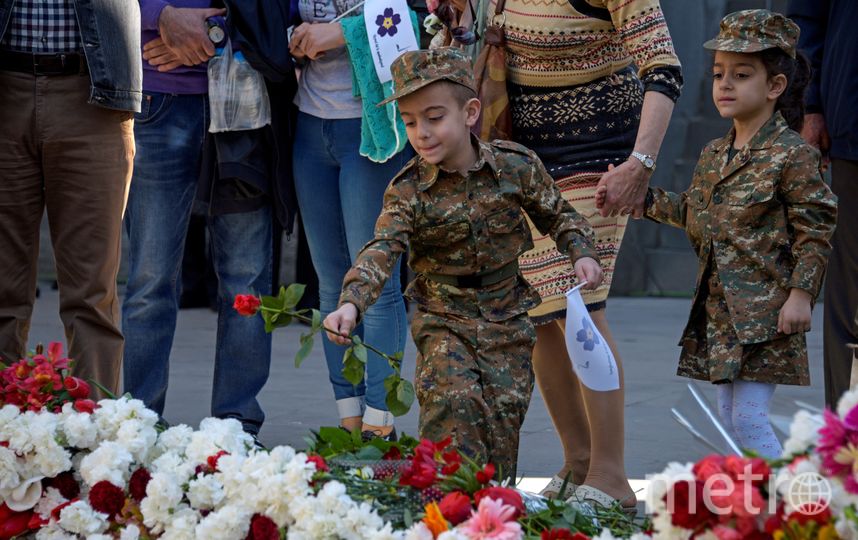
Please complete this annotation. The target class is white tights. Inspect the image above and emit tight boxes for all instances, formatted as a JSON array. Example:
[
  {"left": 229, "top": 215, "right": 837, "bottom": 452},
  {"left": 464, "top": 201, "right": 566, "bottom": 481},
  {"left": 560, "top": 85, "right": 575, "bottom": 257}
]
[{"left": 716, "top": 381, "right": 782, "bottom": 458}]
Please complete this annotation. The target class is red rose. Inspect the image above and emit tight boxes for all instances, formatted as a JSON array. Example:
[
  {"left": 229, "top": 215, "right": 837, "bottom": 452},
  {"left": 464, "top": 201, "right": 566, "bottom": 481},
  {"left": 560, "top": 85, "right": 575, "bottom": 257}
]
[
  {"left": 438, "top": 491, "right": 472, "bottom": 525},
  {"left": 694, "top": 455, "right": 727, "bottom": 481},
  {"left": 475, "top": 463, "right": 496, "bottom": 484},
  {"left": 63, "top": 376, "right": 91, "bottom": 399},
  {"left": 45, "top": 471, "right": 81, "bottom": 500},
  {"left": 88, "top": 481, "right": 125, "bottom": 519},
  {"left": 246, "top": 514, "right": 279, "bottom": 540},
  {"left": 306, "top": 454, "right": 329, "bottom": 473},
  {"left": 474, "top": 486, "right": 525, "bottom": 520},
  {"left": 234, "top": 294, "right": 262, "bottom": 317},
  {"left": 666, "top": 480, "right": 717, "bottom": 531},
  {"left": 73, "top": 399, "right": 97, "bottom": 414},
  {"left": 129, "top": 468, "right": 152, "bottom": 502}
]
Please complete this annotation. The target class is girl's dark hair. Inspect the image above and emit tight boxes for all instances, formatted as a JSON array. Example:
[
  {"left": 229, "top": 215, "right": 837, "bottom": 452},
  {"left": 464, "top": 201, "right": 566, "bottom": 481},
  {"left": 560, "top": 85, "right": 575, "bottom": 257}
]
[{"left": 758, "top": 48, "right": 812, "bottom": 131}]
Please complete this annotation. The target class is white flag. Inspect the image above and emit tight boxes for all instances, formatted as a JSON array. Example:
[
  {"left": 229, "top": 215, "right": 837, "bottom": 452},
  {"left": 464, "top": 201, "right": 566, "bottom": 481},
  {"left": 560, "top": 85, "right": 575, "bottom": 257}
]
[
  {"left": 363, "top": 0, "right": 419, "bottom": 84},
  {"left": 564, "top": 284, "right": 620, "bottom": 391}
]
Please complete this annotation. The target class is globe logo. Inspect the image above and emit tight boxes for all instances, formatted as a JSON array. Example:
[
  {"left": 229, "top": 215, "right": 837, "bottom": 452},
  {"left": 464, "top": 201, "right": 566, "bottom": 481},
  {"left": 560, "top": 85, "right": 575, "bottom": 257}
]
[{"left": 786, "top": 472, "right": 832, "bottom": 515}]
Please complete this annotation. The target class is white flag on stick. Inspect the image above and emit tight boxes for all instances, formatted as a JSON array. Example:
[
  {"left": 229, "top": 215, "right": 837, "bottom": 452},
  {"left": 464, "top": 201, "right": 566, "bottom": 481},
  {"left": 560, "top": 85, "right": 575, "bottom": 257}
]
[
  {"left": 363, "top": 0, "right": 419, "bottom": 83},
  {"left": 564, "top": 283, "right": 620, "bottom": 391}
]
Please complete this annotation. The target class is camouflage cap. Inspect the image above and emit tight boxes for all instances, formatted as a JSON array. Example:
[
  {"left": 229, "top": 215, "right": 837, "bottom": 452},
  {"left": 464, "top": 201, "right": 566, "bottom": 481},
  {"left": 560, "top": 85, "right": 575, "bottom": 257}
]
[
  {"left": 378, "top": 47, "right": 476, "bottom": 106},
  {"left": 703, "top": 9, "right": 799, "bottom": 59}
]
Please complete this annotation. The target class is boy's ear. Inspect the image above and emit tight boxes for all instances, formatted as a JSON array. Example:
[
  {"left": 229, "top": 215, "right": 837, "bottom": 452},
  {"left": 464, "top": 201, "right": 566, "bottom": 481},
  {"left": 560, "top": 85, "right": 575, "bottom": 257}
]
[
  {"left": 767, "top": 73, "right": 788, "bottom": 101},
  {"left": 464, "top": 97, "right": 481, "bottom": 128}
]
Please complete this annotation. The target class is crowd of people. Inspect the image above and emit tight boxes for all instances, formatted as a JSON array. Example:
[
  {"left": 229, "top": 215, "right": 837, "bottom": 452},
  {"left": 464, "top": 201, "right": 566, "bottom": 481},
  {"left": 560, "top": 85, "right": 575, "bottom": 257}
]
[{"left": 0, "top": 0, "right": 854, "bottom": 511}]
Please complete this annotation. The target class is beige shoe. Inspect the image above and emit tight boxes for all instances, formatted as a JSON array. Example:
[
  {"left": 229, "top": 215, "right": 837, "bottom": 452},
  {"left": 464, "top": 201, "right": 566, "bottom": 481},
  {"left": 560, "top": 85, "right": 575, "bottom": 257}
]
[
  {"left": 539, "top": 475, "right": 578, "bottom": 499},
  {"left": 566, "top": 484, "right": 638, "bottom": 517}
]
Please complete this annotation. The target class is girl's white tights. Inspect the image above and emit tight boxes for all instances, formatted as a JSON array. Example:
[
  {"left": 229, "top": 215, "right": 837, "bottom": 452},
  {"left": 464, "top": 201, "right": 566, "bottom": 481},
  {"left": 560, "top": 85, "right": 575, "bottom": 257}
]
[{"left": 716, "top": 381, "right": 782, "bottom": 459}]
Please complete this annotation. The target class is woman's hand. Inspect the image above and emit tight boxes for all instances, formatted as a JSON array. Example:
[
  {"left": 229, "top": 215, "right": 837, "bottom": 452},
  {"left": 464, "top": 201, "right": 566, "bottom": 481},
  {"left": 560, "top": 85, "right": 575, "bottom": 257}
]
[
  {"left": 289, "top": 22, "right": 345, "bottom": 60},
  {"left": 574, "top": 257, "right": 603, "bottom": 290},
  {"left": 778, "top": 288, "right": 813, "bottom": 335},
  {"left": 324, "top": 303, "right": 358, "bottom": 346},
  {"left": 594, "top": 160, "right": 650, "bottom": 218}
]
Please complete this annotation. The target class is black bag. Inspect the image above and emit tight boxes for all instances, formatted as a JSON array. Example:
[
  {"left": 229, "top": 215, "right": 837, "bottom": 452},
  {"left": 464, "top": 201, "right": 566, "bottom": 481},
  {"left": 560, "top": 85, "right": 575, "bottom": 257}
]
[{"left": 223, "top": 0, "right": 298, "bottom": 83}]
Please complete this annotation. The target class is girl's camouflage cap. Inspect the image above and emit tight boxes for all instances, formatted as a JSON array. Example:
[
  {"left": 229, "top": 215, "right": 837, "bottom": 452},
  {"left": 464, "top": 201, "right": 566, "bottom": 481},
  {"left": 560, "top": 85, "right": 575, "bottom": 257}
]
[
  {"left": 703, "top": 9, "right": 799, "bottom": 59},
  {"left": 378, "top": 47, "right": 476, "bottom": 106}
]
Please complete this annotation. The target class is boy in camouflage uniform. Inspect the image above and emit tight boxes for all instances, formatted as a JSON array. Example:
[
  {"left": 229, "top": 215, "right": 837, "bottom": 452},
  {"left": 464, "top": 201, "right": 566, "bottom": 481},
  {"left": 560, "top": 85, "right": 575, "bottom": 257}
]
[
  {"left": 325, "top": 47, "right": 602, "bottom": 479},
  {"left": 613, "top": 10, "right": 837, "bottom": 458}
]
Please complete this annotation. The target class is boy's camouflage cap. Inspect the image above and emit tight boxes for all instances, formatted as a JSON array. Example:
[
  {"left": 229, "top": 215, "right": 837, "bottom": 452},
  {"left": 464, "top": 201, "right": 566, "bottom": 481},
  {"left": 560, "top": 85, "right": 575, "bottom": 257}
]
[
  {"left": 378, "top": 47, "right": 476, "bottom": 106},
  {"left": 704, "top": 9, "right": 799, "bottom": 59}
]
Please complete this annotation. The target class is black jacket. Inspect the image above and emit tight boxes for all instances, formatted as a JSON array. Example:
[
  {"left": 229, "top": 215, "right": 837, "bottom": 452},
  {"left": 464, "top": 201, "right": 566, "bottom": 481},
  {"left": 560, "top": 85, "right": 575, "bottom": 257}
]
[{"left": 789, "top": 0, "right": 858, "bottom": 160}]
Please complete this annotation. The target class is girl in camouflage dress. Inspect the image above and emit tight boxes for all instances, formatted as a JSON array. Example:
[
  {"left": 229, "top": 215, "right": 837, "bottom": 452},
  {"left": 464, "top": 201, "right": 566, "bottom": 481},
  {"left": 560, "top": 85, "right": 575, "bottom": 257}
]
[{"left": 607, "top": 10, "right": 838, "bottom": 458}]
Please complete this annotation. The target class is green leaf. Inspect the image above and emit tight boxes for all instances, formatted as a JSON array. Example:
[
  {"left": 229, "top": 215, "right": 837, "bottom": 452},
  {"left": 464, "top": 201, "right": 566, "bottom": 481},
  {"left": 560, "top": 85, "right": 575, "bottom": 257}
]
[
  {"left": 385, "top": 378, "right": 414, "bottom": 417},
  {"left": 318, "top": 426, "right": 352, "bottom": 451},
  {"left": 351, "top": 427, "right": 363, "bottom": 446},
  {"left": 355, "top": 446, "right": 384, "bottom": 460},
  {"left": 283, "top": 283, "right": 306, "bottom": 310},
  {"left": 396, "top": 379, "right": 415, "bottom": 409},
  {"left": 403, "top": 508, "right": 413, "bottom": 528},
  {"left": 353, "top": 343, "right": 368, "bottom": 365},
  {"left": 342, "top": 348, "right": 365, "bottom": 386},
  {"left": 383, "top": 373, "right": 398, "bottom": 393},
  {"left": 295, "top": 333, "right": 315, "bottom": 368},
  {"left": 311, "top": 309, "right": 322, "bottom": 332}
]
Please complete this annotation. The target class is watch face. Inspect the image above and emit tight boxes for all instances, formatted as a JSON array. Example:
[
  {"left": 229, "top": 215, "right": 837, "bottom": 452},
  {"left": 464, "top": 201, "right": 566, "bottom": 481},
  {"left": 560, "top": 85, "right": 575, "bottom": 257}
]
[
  {"left": 209, "top": 26, "right": 225, "bottom": 44},
  {"left": 644, "top": 157, "right": 654, "bottom": 169}
]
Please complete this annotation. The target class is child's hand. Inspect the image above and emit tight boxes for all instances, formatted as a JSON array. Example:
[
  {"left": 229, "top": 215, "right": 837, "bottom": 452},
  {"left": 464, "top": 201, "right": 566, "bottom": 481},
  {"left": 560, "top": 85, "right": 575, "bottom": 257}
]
[
  {"left": 778, "top": 288, "right": 813, "bottom": 334},
  {"left": 324, "top": 303, "right": 358, "bottom": 346},
  {"left": 574, "top": 257, "right": 603, "bottom": 290}
]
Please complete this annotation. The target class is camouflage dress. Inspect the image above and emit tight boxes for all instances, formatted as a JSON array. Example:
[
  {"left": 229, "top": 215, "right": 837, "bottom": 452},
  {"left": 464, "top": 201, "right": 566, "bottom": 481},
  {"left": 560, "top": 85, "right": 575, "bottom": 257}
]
[
  {"left": 646, "top": 112, "right": 837, "bottom": 385},
  {"left": 339, "top": 137, "right": 597, "bottom": 478}
]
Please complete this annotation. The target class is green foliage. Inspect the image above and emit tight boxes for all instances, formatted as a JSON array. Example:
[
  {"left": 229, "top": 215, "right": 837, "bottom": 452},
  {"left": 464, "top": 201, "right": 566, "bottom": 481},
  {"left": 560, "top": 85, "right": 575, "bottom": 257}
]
[{"left": 255, "top": 285, "right": 412, "bottom": 416}]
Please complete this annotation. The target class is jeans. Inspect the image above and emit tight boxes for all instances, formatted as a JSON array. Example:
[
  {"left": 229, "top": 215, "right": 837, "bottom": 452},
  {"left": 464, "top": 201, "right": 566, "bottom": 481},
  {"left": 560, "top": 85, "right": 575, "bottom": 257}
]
[
  {"left": 122, "top": 92, "right": 273, "bottom": 434},
  {"left": 293, "top": 112, "right": 409, "bottom": 426}
]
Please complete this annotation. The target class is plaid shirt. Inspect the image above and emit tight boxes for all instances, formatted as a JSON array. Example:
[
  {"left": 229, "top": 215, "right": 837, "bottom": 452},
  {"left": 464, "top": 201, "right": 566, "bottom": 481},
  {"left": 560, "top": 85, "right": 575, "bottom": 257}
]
[{"left": 0, "top": 0, "right": 82, "bottom": 53}]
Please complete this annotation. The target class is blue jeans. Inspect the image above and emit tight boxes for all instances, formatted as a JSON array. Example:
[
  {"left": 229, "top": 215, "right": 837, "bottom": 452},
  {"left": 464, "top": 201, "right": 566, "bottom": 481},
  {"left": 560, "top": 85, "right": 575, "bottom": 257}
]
[
  {"left": 293, "top": 112, "right": 409, "bottom": 426},
  {"left": 122, "top": 92, "right": 273, "bottom": 434}
]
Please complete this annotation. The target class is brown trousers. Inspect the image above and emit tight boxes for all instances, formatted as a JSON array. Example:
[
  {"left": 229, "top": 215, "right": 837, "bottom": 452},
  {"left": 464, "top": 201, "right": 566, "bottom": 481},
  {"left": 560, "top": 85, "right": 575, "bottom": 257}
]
[{"left": 0, "top": 70, "right": 134, "bottom": 396}]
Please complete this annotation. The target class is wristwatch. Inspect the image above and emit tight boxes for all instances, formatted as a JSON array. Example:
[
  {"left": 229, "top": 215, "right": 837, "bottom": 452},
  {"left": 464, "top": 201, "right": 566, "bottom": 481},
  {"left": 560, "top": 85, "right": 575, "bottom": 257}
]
[
  {"left": 206, "top": 18, "right": 226, "bottom": 46},
  {"left": 630, "top": 151, "right": 656, "bottom": 172}
]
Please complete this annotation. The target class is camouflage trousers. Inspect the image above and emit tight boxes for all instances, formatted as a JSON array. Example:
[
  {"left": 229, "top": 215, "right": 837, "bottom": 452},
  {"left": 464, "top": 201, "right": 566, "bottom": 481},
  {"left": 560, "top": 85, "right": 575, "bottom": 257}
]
[{"left": 411, "top": 309, "right": 536, "bottom": 480}]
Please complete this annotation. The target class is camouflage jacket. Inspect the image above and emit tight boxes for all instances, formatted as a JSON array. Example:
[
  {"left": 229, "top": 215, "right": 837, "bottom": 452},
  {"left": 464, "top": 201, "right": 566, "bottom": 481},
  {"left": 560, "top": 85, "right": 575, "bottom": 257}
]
[
  {"left": 647, "top": 112, "right": 837, "bottom": 345},
  {"left": 339, "top": 138, "right": 598, "bottom": 322}
]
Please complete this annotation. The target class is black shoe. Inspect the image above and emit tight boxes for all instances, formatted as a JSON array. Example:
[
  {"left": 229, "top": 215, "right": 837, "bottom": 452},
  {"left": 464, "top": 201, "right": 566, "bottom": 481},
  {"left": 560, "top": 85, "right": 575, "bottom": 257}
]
[
  {"left": 361, "top": 427, "right": 397, "bottom": 442},
  {"left": 248, "top": 433, "right": 267, "bottom": 450}
]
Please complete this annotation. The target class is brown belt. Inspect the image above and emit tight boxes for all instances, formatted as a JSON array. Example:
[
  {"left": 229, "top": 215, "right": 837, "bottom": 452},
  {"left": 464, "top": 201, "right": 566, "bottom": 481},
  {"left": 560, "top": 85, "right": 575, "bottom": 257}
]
[
  {"left": 0, "top": 50, "right": 87, "bottom": 76},
  {"left": 424, "top": 260, "right": 519, "bottom": 289}
]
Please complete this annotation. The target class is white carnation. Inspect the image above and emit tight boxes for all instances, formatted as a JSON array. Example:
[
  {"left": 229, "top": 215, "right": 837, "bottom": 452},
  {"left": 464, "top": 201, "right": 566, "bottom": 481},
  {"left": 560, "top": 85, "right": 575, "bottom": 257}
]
[
  {"left": 115, "top": 418, "right": 158, "bottom": 462},
  {"left": 0, "top": 446, "right": 21, "bottom": 489},
  {"left": 59, "top": 404, "right": 98, "bottom": 449},
  {"left": 140, "top": 472, "right": 185, "bottom": 531},
  {"left": 160, "top": 507, "right": 201, "bottom": 540},
  {"left": 58, "top": 500, "right": 108, "bottom": 535},
  {"left": 782, "top": 409, "right": 824, "bottom": 457},
  {"left": 404, "top": 523, "right": 434, "bottom": 540},
  {"left": 35, "top": 523, "right": 77, "bottom": 540},
  {"left": 194, "top": 505, "right": 252, "bottom": 540},
  {"left": 188, "top": 474, "right": 226, "bottom": 509},
  {"left": 35, "top": 487, "right": 69, "bottom": 520},
  {"left": 838, "top": 389, "right": 858, "bottom": 418},
  {"left": 185, "top": 418, "right": 252, "bottom": 466},
  {"left": 79, "top": 441, "right": 133, "bottom": 486},
  {"left": 154, "top": 424, "right": 194, "bottom": 456},
  {"left": 119, "top": 524, "right": 142, "bottom": 540}
]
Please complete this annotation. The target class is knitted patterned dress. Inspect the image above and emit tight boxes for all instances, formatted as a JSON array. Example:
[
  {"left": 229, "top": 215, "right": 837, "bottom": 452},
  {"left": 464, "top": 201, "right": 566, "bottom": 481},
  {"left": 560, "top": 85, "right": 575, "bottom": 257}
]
[{"left": 492, "top": 0, "right": 682, "bottom": 322}]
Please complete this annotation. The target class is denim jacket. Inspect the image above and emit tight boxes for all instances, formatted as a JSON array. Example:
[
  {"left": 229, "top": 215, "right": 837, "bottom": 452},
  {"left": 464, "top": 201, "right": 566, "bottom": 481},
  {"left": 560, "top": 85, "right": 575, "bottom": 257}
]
[{"left": 0, "top": 0, "right": 142, "bottom": 112}]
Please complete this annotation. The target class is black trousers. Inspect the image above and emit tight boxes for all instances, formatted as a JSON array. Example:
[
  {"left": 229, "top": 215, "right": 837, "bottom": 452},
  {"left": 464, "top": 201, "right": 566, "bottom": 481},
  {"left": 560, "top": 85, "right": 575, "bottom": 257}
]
[{"left": 824, "top": 159, "right": 858, "bottom": 408}]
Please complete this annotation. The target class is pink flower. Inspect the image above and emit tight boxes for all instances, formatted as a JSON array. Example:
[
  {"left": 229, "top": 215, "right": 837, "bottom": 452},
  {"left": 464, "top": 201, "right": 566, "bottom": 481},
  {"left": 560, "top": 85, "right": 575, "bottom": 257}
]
[
  {"left": 712, "top": 525, "right": 742, "bottom": 540},
  {"left": 460, "top": 497, "right": 522, "bottom": 540}
]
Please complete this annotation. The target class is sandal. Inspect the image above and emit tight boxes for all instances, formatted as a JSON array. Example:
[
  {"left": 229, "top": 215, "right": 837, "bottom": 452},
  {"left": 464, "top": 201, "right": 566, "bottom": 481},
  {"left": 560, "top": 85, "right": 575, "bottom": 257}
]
[
  {"left": 566, "top": 484, "right": 638, "bottom": 517},
  {"left": 539, "top": 475, "right": 578, "bottom": 499}
]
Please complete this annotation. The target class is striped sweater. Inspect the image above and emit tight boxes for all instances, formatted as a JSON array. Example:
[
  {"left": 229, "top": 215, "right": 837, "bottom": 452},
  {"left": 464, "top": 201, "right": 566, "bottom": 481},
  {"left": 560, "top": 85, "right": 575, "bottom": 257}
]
[{"left": 491, "top": 0, "right": 681, "bottom": 90}]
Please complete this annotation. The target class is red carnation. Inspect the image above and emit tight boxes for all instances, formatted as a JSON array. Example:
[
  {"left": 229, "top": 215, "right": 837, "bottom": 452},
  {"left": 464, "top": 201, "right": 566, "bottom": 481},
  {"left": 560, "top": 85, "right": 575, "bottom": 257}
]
[
  {"left": 665, "top": 480, "right": 717, "bottom": 531},
  {"left": 476, "top": 463, "right": 496, "bottom": 484},
  {"left": 693, "top": 455, "right": 726, "bottom": 481},
  {"left": 306, "top": 454, "right": 329, "bottom": 472},
  {"left": 129, "top": 468, "right": 152, "bottom": 502},
  {"left": 474, "top": 486, "right": 525, "bottom": 520},
  {"left": 438, "top": 491, "right": 472, "bottom": 525},
  {"left": 233, "top": 294, "right": 262, "bottom": 317},
  {"left": 207, "top": 450, "right": 229, "bottom": 472},
  {"left": 73, "top": 399, "right": 96, "bottom": 414},
  {"left": 45, "top": 472, "right": 80, "bottom": 500},
  {"left": 88, "top": 481, "right": 125, "bottom": 519},
  {"left": 63, "top": 376, "right": 91, "bottom": 399},
  {"left": 246, "top": 514, "right": 279, "bottom": 540}
]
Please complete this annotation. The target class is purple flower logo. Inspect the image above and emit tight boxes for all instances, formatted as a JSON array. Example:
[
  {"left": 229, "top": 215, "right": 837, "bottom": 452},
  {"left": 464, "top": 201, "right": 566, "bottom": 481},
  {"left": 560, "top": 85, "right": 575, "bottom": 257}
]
[
  {"left": 376, "top": 8, "right": 401, "bottom": 37},
  {"left": 576, "top": 317, "right": 600, "bottom": 351}
]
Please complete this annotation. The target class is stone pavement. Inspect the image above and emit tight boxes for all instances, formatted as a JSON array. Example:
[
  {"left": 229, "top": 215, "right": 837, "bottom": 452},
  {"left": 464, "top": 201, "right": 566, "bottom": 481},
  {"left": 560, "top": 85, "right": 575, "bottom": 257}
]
[{"left": 26, "top": 286, "right": 825, "bottom": 486}]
